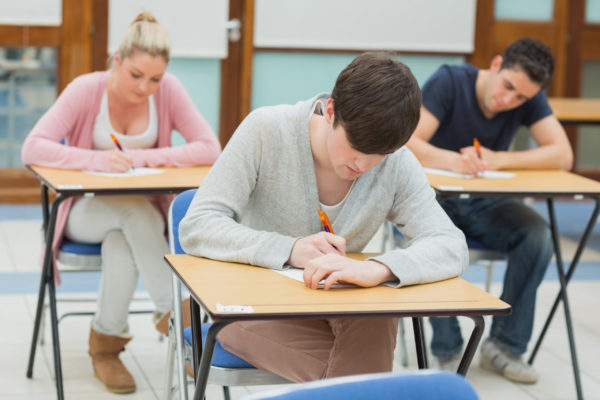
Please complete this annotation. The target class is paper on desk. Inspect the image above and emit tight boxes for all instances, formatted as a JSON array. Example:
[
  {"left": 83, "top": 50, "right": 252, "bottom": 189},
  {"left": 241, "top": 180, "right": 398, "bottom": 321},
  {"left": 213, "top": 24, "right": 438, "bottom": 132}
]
[
  {"left": 83, "top": 167, "right": 165, "bottom": 178},
  {"left": 424, "top": 168, "right": 515, "bottom": 179},
  {"left": 274, "top": 267, "right": 355, "bottom": 289}
]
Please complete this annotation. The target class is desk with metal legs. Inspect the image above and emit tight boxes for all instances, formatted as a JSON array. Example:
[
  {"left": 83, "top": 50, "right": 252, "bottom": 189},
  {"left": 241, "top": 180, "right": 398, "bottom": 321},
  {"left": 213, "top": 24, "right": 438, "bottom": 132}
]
[
  {"left": 25, "top": 165, "right": 210, "bottom": 400},
  {"left": 427, "top": 169, "right": 600, "bottom": 400},
  {"left": 165, "top": 253, "right": 511, "bottom": 400}
]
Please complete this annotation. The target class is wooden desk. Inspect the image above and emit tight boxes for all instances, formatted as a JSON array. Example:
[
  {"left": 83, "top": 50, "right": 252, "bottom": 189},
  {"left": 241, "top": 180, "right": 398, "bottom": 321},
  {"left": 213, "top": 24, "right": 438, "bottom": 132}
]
[
  {"left": 165, "top": 253, "right": 510, "bottom": 400},
  {"left": 548, "top": 97, "right": 600, "bottom": 125},
  {"left": 25, "top": 165, "right": 210, "bottom": 400},
  {"left": 427, "top": 169, "right": 600, "bottom": 400}
]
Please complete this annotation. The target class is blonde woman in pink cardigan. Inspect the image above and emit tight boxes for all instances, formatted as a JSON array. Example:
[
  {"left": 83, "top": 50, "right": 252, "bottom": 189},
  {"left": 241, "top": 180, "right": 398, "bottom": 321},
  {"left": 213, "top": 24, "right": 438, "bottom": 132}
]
[{"left": 21, "top": 11, "right": 221, "bottom": 394}]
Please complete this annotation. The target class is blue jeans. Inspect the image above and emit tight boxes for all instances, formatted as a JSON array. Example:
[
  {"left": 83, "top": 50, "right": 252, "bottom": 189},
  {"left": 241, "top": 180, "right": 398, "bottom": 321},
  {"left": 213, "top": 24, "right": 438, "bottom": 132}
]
[{"left": 430, "top": 197, "right": 553, "bottom": 357}]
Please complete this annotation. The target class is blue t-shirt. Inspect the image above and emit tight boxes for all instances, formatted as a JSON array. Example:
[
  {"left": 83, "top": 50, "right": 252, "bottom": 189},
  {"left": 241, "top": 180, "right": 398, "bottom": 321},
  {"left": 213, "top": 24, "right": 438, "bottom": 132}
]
[{"left": 423, "top": 64, "right": 552, "bottom": 152}]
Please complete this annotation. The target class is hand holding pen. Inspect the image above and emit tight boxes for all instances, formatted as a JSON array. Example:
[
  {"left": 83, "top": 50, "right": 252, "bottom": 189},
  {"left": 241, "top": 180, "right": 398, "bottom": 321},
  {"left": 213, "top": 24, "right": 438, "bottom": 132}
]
[
  {"left": 109, "top": 133, "right": 134, "bottom": 172},
  {"left": 473, "top": 138, "right": 482, "bottom": 159},
  {"left": 457, "top": 137, "right": 487, "bottom": 175},
  {"left": 286, "top": 210, "right": 346, "bottom": 269}
]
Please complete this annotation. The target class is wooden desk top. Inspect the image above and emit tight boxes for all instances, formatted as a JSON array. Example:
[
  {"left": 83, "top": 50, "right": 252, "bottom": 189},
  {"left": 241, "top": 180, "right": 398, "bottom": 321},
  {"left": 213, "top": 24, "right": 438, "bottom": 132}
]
[
  {"left": 165, "top": 253, "right": 510, "bottom": 321},
  {"left": 427, "top": 169, "right": 600, "bottom": 197},
  {"left": 27, "top": 165, "right": 210, "bottom": 195},
  {"left": 548, "top": 97, "right": 600, "bottom": 124}
]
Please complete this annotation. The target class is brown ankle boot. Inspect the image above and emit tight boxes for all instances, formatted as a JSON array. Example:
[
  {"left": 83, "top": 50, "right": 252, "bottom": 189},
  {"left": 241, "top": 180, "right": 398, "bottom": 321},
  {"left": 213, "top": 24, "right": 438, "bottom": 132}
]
[
  {"left": 89, "top": 327, "right": 136, "bottom": 394},
  {"left": 155, "top": 298, "right": 192, "bottom": 336}
]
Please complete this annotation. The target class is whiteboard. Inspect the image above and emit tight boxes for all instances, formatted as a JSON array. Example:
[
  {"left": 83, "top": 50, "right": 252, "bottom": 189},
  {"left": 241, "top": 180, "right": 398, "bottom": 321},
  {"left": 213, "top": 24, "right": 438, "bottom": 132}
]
[
  {"left": 254, "top": 0, "right": 476, "bottom": 53},
  {"left": 108, "top": 0, "right": 230, "bottom": 58},
  {"left": 0, "top": 0, "right": 61, "bottom": 26}
]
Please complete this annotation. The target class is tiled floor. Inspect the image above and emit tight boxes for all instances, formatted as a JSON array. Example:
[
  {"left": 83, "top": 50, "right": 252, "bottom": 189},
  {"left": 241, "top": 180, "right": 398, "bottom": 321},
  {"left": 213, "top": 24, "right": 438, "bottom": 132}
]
[{"left": 1, "top": 203, "right": 600, "bottom": 399}]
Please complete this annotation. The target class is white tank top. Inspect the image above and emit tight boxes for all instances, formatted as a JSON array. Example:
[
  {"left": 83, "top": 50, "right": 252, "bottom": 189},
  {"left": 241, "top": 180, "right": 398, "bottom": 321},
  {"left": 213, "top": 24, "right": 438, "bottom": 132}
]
[
  {"left": 319, "top": 180, "right": 356, "bottom": 223},
  {"left": 92, "top": 90, "right": 158, "bottom": 150}
]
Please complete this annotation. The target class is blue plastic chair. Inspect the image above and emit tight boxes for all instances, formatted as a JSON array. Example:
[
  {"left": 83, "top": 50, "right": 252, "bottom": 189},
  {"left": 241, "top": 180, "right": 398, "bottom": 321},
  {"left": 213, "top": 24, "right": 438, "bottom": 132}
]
[
  {"left": 37, "top": 236, "right": 154, "bottom": 346},
  {"left": 241, "top": 371, "right": 479, "bottom": 400},
  {"left": 164, "top": 189, "right": 291, "bottom": 400}
]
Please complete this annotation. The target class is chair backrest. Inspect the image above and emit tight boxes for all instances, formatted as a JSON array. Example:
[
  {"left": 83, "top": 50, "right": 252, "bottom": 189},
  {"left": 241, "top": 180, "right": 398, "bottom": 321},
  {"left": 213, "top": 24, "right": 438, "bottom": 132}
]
[
  {"left": 168, "top": 188, "right": 197, "bottom": 255},
  {"left": 241, "top": 371, "right": 479, "bottom": 400}
]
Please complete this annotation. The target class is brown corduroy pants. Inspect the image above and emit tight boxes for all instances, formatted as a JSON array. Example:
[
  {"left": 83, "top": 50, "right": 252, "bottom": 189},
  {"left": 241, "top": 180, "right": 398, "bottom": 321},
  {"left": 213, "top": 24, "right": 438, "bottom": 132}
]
[{"left": 217, "top": 317, "right": 398, "bottom": 382}]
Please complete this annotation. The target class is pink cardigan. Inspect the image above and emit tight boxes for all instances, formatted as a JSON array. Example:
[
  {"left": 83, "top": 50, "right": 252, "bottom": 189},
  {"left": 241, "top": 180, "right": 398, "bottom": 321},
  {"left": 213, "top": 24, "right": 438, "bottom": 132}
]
[{"left": 21, "top": 70, "right": 221, "bottom": 283}]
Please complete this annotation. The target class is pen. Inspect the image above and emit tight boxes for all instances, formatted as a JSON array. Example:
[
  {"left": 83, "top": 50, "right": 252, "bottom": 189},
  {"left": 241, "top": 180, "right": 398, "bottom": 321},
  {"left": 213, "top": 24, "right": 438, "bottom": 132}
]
[
  {"left": 473, "top": 138, "right": 482, "bottom": 159},
  {"left": 318, "top": 209, "right": 334, "bottom": 234},
  {"left": 109, "top": 133, "right": 134, "bottom": 170},
  {"left": 317, "top": 209, "right": 339, "bottom": 251},
  {"left": 110, "top": 133, "right": 124, "bottom": 151}
]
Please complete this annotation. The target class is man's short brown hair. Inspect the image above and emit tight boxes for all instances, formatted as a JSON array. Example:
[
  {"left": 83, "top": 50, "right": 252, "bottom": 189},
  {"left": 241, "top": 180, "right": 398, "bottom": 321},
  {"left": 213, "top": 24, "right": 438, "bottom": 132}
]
[
  {"left": 331, "top": 52, "right": 422, "bottom": 155},
  {"left": 501, "top": 38, "right": 554, "bottom": 88}
]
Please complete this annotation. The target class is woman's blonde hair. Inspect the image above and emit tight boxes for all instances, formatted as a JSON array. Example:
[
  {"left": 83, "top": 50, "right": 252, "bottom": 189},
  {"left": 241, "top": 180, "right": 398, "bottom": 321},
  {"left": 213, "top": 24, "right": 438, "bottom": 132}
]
[{"left": 118, "top": 11, "right": 170, "bottom": 62}]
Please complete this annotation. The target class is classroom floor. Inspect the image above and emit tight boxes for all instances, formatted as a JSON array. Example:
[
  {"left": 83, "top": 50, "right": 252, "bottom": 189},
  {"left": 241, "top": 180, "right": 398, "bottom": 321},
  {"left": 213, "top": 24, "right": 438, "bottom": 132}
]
[{"left": 1, "top": 201, "right": 600, "bottom": 400}]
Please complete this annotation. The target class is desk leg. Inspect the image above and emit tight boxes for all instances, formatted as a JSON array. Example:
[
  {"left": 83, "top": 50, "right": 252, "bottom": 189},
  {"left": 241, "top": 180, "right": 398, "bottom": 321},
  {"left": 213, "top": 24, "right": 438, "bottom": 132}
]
[
  {"left": 529, "top": 197, "right": 600, "bottom": 366},
  {"left": 457, "top": 316, "right": 484, "bottom": 376},
  {"left": 26, "top": 185, "right": 50, "bottom": 379},
  {"left": 412, "top": 317, "right": 428, "bottom": 369},
  {"left": 193, "top": 321, "right": 231, "bottom": 400},
  {"left": 26, "top": 194, "right": 67, "bottom": 400},
  {"left": 528, "top": 198, "right": 585, "bottom": 400}
]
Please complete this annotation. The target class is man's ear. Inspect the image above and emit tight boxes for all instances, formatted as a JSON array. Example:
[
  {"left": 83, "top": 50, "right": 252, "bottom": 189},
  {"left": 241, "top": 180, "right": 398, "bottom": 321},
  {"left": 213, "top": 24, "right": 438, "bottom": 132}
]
[
  {"left": 325, "top": 98, "right": 335, "bottom": 124},
  {"left": 490, "top": 55, "right": 503, "bottom": 73}
]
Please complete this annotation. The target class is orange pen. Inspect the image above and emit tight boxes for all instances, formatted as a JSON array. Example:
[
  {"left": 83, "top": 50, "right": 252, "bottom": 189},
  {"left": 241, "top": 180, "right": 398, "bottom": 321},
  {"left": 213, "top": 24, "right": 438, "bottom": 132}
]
[
  {"left": 109, "top": 133, "right": 134, "bottom": 170},
  {"left": 317, "top": 209, "right": 338, "bottom": 251},
  {"left": 110, "top": 133, "right": 124, "bottom": 151},
  {"left": 318, "top": 209, "right": 334, "bottom": 234},
  {"left": 473, "top": 138, "right": 482, "bottom": 159}
]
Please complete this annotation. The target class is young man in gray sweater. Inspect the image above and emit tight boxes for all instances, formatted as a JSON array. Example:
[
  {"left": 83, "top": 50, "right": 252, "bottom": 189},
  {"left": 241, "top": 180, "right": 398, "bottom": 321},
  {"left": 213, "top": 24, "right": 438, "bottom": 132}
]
[{"left": 180, "top": 52, "right": 468, "bottom": 382}]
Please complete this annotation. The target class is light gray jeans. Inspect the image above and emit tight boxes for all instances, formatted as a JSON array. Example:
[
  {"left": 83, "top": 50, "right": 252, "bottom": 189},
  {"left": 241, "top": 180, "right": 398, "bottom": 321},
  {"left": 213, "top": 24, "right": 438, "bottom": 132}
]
[{"left": 65, "top": 195, "right": 172, "bottom": 335}]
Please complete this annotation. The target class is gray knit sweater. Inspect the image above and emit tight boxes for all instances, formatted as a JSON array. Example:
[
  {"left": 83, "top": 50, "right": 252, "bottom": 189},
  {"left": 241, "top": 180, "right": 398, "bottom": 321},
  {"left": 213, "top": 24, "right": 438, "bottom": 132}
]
[{"left": 180, "top": 94, "right": 468, "bottom": 287}]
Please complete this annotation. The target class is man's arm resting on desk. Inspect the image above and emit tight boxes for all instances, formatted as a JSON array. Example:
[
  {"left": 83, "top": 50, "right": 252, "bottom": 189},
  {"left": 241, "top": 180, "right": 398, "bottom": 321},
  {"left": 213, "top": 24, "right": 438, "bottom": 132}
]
[
  {"left": 481, "top": 115, "right": 573, "bottom": 171},
  {"left": 406, "top": 107, "right": 487, "bottom": 175}
]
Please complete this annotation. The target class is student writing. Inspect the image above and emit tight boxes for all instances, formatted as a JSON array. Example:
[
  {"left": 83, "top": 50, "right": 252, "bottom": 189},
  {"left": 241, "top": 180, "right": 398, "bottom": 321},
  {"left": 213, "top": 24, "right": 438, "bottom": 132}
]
[
  {"left": 406, "top": 37, "right": 573, "bottom": 384},
  {"left": 179, "top": 52, "right": 467, "bottom": 382},
  {"left": 21, "top": 11, "right": 221, "bottom": 394}
]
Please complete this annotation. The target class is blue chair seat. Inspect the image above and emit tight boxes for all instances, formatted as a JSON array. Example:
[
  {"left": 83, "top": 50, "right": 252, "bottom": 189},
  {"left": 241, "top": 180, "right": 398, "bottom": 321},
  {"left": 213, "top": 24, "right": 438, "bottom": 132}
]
[
  {"left": 60, "top": 239, "right": 102, "bottom": 255},
  {"left": 466, "top": 237, "right": 489, "bottom": 250},
  {"left": 57, "top": 238, "right": 102, "bottom": 269},
  {"left": 183, "top": 323, "right": 253, "bottom": 368}
]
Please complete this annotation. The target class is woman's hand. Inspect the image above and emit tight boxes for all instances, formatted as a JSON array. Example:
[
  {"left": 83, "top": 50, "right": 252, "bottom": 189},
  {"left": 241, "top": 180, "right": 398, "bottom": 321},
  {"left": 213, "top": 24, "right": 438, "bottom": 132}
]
[{"left": 108, "top": 149, "right": 134, "bottom": 172}]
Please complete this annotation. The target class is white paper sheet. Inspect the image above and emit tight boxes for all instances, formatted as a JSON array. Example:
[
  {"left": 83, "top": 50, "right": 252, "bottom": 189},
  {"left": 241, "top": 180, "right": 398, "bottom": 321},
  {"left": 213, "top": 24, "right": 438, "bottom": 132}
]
[
  {"left": 424, "top": 168, "right": 515, "bottom": 179},
  {"left": 273, "top": 267, "right": 355, "bottom": 289},
  {"left": 83, "top": 167, "right": 165, "bottom": 178}
]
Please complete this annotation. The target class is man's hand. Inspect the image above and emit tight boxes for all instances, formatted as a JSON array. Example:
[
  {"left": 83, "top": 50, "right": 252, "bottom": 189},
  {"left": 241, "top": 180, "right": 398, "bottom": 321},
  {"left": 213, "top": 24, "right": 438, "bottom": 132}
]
[
  {"left": 287, "top": 231, "right": 346, "bottom": 269},
  {"left": 453, "top": 146, "right": 488, "bottom": 175},
  {"left": 303, "top": 253, "right": 395, "bottom": 290}
]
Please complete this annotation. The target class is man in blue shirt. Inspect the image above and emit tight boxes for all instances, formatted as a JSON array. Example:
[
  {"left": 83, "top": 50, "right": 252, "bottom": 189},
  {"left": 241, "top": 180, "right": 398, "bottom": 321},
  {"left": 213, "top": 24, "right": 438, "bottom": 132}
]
[{"left": 406, "top": 38, "right": 573, "bottom": 384}]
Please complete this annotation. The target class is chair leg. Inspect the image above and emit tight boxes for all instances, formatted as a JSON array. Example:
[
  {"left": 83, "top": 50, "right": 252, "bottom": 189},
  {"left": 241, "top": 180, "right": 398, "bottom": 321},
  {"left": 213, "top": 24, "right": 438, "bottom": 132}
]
[
  {"left": 39, "top": 303, "right": 47, "bottom": 346},
  {"left": 222, "top": 386, "right": 231, "bottom": 400},
  {"left": 163, "top": 332, "right": 176, "bottom": 400},
  {"left": 397, "top": 318, "right": 408, "bottom": 367},
  {"left": 484, "top": 261, "right": 494, "bottom": 293},
  {"left": 172, "top": 273, "right": 189, "bottom": 400}
]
